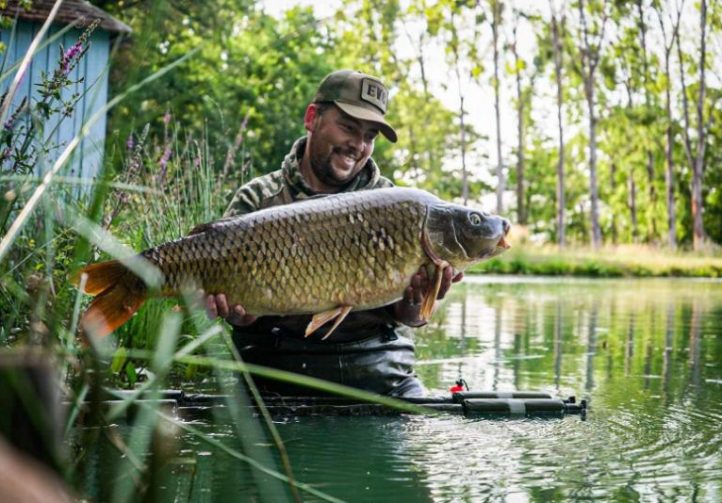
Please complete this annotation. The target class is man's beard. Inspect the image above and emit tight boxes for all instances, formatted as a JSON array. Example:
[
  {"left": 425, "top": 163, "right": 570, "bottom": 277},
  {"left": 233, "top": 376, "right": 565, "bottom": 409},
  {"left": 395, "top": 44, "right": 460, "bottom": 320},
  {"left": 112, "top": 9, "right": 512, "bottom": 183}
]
[{"left": 310, "top": 147, "right": 361, "bottom": 187}]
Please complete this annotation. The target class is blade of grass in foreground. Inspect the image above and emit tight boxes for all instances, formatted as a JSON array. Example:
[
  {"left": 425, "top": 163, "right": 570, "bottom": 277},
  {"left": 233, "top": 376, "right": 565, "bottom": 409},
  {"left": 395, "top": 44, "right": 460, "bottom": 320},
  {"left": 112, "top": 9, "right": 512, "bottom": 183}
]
[
  {"left": 210, "top": 337, "right": 293, "bottom": 502},
  {"left": 128, "top": 401, "right": 345, "bottom": 503},
  {"left": 62, "top": 207, "right": 163, "bottom": 291},
  {"left": 0, "top": 47, "right": 200, "bottom": 265},
  {"left": 103, "top": 326, "right": 223, "bottom": 422},
  {"left": 0, "top": 175, "right": 163, "bottom": 195},
  {"left": 219, "top": 327, "right": 302, "bottom": 503},
  {"left": 110, "top": 311, "right": 181, "bottom": 503},
  {"left": 106, "top": 348, "right": 433, "bottom": 416},
  {"left": 97, "top": 320, "right": 313, "bottom": 502},
  {"left": 182, "top": 290, "right": 301, "bottom": 502}
]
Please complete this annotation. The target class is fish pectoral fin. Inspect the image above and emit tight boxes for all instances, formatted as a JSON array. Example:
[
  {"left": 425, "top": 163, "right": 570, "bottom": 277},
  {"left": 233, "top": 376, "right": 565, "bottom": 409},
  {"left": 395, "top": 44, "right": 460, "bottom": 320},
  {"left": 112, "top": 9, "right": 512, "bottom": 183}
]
[
  {"left": 320, "top": 306, "right": 353, "bottom": 340},
  {"left": 420, "top": 260, "right": 449, "bottom": 320},
  {"left": 305, "top": 306, "right": 353, "bottom": 339}
]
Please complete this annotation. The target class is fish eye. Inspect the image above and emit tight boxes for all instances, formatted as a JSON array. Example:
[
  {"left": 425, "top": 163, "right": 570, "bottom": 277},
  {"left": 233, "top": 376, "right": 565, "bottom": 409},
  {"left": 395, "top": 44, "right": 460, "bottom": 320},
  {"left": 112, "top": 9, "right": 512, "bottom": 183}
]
[{"left": 469, "top": 213, "right": 482, "bottom": 226}]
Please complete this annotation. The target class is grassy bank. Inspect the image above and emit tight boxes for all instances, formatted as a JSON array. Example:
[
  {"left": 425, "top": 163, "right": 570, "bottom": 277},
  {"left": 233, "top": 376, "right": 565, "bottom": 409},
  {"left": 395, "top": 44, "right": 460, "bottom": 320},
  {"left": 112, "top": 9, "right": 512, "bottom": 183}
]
[{"left": 469, "top": 244, "right": 722, "bottom": 278}]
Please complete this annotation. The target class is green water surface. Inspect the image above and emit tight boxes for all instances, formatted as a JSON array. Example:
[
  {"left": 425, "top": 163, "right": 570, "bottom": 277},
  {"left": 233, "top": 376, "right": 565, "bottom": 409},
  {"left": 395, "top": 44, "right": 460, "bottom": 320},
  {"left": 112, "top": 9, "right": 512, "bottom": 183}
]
[{"left": 88, "top": 277, "right": 722, "bottom": 502}]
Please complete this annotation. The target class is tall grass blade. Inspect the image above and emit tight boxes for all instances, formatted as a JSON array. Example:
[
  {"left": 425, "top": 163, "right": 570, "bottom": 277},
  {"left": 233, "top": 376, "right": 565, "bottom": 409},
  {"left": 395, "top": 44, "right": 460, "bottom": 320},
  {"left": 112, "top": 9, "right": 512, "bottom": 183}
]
[
  {"left": 146, "top": 406, "right": 344, "bottom": 503},
  {"left": 111, "top": 311, "right": 181, "bottom": 503},
  {"left": 104, "top": 325, "right": 222, "bottom": 422},
  {"left": 62, "top": 207, "right": 162, "bottom": 289},
  {"left": 220, "top": 328, "right": 302, "bottom": 503},
  {"left": 116, "top": 350, "right": 433, "bottom": 415}
]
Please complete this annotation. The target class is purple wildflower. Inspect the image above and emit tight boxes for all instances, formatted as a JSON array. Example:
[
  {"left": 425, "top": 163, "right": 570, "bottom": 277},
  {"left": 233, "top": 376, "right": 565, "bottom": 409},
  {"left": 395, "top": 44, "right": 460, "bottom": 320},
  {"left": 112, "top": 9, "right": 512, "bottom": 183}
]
[
  {"left": 126, "top": 134, "right": 135, "bottom": 151},
  {"left": 159, "top": 145, "right": 172, "bottom": 169},
  {"left": 163, "top": 111, "right": 172, "bottom": 126},
  {"left": 61, "top": 42, "right": 83, "bottom": 75},
  {"left": 1, "top": 147, "right": 11, "bottom": 162},
  {"left": 157, "top": 145, "right": 172, "bottom": 186}
]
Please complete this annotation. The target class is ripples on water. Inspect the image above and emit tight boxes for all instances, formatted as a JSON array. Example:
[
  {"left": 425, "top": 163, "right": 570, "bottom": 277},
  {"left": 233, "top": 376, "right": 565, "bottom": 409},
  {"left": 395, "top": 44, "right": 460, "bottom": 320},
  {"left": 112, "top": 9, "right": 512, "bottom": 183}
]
[{"left": 95, "top": 277, "right": 722, "bottom": 501}]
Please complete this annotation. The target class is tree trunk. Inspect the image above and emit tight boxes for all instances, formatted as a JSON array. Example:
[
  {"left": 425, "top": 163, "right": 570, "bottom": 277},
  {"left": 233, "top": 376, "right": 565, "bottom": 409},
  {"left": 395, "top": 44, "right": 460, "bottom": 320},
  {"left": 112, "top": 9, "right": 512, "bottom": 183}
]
[
  {"left": 416, "top": 30, "right": 438, "bottom": 173},
  {"left": 578, "top": 0, "right": 605, "bottom": 249},
  {"left": 511, "top": 21, "right": 526, "bottom": 225},
  {"left": 610, "top": 163, "right": 617, "bottom": 244},
  {"left": 636, "top": 1, "right": 658, "bottom": 242},
  {"left": 677, "top": 0, "right": 707, "bottom": 249},
  {"left": 492, "top": 0, "right": 504, "bottom": 214},
  {"left": 663, "top": 50, "right": 677, "bottom": 249},
  {"left": 551, "top": 4, "right": 566, "bottom": 249},
  {"left": 587, "top": 81, "right": 602, "bottom": 248},
  {"left": 450, "top": 13, "right": 469, "bottom": 205},
  {"left": 692, "top": 0, "right": 707, "bottom": 249},
  {"left": 460, "top": 95, "right": 469, "bottom": 206},
  {"left": 628, "top": 174, "right": 638, "bottom": 243},
  {"left": 645, "top": 152, "right": 658, "bottom": 241}
]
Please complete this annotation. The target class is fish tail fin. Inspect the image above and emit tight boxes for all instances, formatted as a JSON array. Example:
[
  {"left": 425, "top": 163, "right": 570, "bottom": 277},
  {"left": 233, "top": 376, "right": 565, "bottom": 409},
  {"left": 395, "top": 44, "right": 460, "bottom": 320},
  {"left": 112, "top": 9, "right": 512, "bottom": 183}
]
[
  {"left": 73, "top": 260, "right": 147, "bottom": 338},
  {"left": 72, "top": 260, "right": 128, "bottom": 295}
]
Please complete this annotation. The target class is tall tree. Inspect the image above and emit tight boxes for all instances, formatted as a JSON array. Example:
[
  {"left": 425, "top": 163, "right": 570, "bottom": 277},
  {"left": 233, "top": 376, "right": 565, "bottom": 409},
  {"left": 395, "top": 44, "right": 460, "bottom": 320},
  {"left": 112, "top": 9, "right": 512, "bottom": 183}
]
[
  {"left": 635, "top": 0, "right": 660, "bottom": 242},
  {"left": 489, "top": 0, "right": 505, "bottom": 213},
  {"left": 655, "top": 0, "right": 683, "bottom": 249},
  {"left": 550, "top": 0, "right": 567, "bottom": 248},
  {"left": 574, "top": 0, "right": 609, "bottom": 248},
  {"left": 676, "top": 0, "right": 710, "bottom": 249},
  {"left": 449, "top": 9, "right": 470, "bottom": 205},
  {"left": 509, "top": 9, "right": 530, "bottom": 225}
]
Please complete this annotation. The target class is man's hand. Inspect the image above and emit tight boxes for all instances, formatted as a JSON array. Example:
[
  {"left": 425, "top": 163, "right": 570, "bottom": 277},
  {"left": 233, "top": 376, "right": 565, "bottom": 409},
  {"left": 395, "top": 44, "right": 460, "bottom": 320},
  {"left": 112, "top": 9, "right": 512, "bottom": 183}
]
[
  {"left": 206, "top": 293, "right": 257, "bottom": 327},
  {"left": 393, "top": 265, "right": 463, "bottom": 327}
]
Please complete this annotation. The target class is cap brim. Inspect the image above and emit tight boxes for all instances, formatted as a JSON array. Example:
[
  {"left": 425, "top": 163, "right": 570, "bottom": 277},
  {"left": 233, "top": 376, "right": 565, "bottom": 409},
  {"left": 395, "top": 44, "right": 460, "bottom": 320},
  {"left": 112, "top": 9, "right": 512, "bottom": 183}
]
[{"left": 335, "top": 101, "right": 398, "bottom": 143}]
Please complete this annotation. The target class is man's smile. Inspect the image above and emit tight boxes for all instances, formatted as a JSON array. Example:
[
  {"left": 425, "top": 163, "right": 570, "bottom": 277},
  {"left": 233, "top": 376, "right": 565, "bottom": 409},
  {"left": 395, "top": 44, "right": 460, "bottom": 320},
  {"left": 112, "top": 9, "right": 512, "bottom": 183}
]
[{"left": 333, "top": 149, "right": 359, "bottom": 168}]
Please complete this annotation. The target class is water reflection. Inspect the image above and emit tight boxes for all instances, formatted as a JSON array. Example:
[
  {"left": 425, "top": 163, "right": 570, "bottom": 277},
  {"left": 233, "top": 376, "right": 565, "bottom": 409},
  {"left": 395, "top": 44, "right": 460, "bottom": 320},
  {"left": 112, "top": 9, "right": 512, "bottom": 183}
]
[
  {"left": 411, "top": 276, "right": 722, "bottom": 501},
  {"left": 86, "top": 277, "right": 722, "bottom": 502}
]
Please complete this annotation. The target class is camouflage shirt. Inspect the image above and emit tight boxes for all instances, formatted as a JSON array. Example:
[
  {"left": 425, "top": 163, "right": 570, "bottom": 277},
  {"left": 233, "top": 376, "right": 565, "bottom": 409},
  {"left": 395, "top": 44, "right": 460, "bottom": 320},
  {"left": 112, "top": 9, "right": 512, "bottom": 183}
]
[
  {"left": 225, "top": 136, "right": 394, "bottom": 218},
  {"left": 225, "top": 136, "right": 406, "bottom": 343}
]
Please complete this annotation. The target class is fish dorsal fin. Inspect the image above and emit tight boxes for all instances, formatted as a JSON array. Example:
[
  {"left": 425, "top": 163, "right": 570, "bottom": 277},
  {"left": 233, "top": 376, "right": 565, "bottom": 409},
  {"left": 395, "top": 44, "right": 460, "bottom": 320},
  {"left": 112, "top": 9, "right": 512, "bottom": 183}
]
[
  {"left": 188, "top": 222, "right": 213, "bottom": 236},
  {"left": 305, "top": 306, "right": 353, "bottom": 340}
]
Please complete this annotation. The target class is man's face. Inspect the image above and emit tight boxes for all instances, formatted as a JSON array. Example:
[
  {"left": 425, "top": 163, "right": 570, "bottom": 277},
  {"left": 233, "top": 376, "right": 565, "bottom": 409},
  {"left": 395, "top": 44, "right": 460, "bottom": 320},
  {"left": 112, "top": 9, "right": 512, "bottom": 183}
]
[{"left": 304, "top": 104, "right": 380, "bottom": 189}]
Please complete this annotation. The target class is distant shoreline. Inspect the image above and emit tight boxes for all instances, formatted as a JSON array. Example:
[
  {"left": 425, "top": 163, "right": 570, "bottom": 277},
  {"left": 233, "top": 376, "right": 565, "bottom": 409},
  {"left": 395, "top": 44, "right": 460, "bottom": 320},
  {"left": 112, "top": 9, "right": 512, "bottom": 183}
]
[{"left": 468, "top": 245, "right": 722, "bottom": 278}]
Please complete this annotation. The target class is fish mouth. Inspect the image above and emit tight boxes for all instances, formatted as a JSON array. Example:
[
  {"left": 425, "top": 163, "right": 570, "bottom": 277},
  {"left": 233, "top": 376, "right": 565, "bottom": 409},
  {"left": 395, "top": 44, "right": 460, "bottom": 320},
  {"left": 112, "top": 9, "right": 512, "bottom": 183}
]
[
  {"left": 492, "top": 220, "right": 511, "bottom": 254},
  {"left": 496, "top": 219, "right": 511, "bottom": 253},
  {"left": 496, "top": 235, "right": 511, "bottom": 250}
]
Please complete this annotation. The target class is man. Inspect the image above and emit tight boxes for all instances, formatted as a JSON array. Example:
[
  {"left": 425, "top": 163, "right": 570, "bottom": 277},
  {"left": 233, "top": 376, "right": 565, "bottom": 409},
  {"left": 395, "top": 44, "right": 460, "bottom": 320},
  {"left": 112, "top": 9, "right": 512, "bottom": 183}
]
[{"left": 206, "top": 70, "right": 461, "bottom": 397}]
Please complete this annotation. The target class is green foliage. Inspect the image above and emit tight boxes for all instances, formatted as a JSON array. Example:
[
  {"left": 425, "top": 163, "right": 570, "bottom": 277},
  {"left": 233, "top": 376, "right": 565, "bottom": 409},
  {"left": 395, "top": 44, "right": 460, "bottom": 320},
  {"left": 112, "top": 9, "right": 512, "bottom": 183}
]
[
  {"left": 100, "top": 2, "right": 336, "bottom": 182},
  {"left": 471, "top": 244, "right": 722, "bottom": 277}
]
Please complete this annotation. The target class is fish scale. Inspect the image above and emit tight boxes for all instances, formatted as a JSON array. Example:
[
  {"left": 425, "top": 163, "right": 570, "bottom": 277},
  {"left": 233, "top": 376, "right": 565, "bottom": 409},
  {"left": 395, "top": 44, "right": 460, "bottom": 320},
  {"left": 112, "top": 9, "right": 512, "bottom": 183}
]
[{"left": 73, "top": 187, "right": 510, "bottom": 339}]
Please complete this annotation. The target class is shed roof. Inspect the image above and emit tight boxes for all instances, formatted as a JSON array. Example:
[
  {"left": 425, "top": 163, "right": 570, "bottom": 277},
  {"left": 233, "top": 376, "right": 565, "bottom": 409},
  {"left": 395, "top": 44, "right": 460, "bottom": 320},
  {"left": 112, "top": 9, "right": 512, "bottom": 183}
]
[{"left": 1, "top": 1, "right": 132, "bottom": 34}]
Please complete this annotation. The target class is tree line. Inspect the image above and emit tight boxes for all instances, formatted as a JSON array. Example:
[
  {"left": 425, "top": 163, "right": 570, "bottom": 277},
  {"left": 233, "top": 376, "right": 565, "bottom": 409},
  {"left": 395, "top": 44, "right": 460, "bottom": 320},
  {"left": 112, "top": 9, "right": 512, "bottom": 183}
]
[{"left": 99, "top": 0, "right": 722, "bottom": 249}]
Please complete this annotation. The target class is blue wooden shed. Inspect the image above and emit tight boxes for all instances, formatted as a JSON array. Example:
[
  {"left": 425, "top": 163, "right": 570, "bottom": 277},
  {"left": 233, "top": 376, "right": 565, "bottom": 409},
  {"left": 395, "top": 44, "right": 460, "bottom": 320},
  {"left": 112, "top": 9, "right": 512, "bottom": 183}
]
[{"left": 1, "top": 1, "right": 130, "bottom": 182}]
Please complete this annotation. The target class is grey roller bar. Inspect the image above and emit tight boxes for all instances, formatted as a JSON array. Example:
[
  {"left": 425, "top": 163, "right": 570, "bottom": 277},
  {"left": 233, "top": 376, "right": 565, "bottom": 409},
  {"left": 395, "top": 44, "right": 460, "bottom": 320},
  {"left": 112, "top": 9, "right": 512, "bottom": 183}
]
[
  {"left": 462, "top": 398, "right": 566, "bottom": 417},
  {"left": 452, "top": 391, "right": 553, "bottom": 402}
]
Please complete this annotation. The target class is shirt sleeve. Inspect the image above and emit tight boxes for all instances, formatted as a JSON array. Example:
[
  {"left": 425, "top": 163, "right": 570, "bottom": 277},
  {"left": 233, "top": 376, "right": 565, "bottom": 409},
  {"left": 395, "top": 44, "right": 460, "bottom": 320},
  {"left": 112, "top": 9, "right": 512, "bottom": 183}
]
[{"left": 224, "top": 184, "right": 263, "bottom": 218}]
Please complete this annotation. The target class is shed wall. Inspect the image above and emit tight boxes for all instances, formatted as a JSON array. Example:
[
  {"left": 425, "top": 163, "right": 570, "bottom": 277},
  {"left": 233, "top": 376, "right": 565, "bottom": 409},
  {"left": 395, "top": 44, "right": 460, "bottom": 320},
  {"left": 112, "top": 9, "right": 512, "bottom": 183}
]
[{"left": 1, "top": 20, "right": 110, "bottom": 182}]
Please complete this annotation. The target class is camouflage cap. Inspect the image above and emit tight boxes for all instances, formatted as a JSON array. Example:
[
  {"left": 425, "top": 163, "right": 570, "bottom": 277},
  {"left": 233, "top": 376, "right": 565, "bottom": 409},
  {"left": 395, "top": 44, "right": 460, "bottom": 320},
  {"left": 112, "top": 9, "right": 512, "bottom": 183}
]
[{"left": 313, "top": 70, "right": 398, "bottom": 143}]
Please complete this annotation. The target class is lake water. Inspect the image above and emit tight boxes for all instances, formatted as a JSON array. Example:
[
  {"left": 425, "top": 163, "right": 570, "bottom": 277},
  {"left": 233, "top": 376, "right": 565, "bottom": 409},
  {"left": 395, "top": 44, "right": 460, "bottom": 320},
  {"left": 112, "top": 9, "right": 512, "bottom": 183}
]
[{"left": 86, "top": 276, "right": 722, "bottom": 502}]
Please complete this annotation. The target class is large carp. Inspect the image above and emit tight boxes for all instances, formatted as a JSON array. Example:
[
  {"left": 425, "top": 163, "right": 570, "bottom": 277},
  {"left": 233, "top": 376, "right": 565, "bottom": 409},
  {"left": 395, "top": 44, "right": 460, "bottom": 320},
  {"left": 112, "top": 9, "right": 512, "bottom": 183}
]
[{"left": 74, "top": 188, "right": 510, "bottom": 338}]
